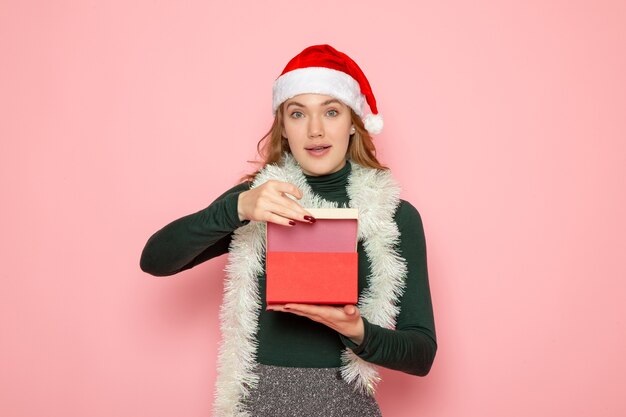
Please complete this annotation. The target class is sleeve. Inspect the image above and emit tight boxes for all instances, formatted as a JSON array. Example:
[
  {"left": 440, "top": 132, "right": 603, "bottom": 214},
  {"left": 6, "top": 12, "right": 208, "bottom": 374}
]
[
  {"left": 339, "top": 200, "right": 437, "bottom": 376},
  {"left": 139, "top": 181, "right": 251, "bottom": 277}
]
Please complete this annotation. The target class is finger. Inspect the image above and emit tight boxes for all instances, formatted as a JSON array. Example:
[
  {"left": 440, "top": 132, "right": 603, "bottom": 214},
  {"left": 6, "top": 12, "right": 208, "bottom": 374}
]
[
  {"left": 271, "top": 181, "right": 303, "bottom": 200},
  {"left": 265, "top": 212, "right": 298, "bottom": 227},
  {"left": 269, "top": 183, "right": 317, "bottom": 221},
  {"left": 261, "top": 201, "right": 310, "bottom": 226},
  {"left": 282, "top": 305, "right": 324, "bottom": 320},
  {"left": 265, "top": 197, "right": 315, "bottom": 223},
  {"left": 285, "top": 304, "right": 344, "bottom": 320},
  {"left": 344, "top": 305, "right": 357, "bottom": 315},
  {"left": 266, "top": 196, "right": 313, "bottom": 223},
  {"left": 282, "top": 308, "right": 321, "bottom": 320},
  {"left": 262, "top": 182, "right": 317, "bottom": 221},
  {"left": 284, "top": 303, "right": 325, "bottom": 315}
]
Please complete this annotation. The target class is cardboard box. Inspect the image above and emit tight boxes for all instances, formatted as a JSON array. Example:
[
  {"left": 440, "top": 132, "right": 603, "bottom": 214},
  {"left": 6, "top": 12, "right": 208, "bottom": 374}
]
[{"left": 266, "top": 208, "right": 358, "bottom": 305}]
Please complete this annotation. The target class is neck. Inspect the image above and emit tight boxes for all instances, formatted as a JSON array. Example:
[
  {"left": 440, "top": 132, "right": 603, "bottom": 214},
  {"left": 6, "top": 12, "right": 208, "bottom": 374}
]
[{"left": 304, "top": 160, "right": 352, "bottom": 204}]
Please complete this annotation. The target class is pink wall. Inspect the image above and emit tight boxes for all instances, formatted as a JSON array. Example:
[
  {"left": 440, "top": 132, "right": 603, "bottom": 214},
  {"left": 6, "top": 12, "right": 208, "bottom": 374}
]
[{"left": 2, "top": 1, "right": 625, "bottom": 416}]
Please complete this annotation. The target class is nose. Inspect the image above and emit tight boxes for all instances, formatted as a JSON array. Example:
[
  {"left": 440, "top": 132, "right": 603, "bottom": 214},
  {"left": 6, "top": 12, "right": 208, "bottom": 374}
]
[{"left": 308, "top": 115, "right": 324, "bottom": 139}]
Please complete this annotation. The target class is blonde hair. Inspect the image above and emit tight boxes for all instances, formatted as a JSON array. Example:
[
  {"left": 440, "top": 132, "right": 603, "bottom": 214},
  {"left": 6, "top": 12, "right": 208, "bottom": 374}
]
[{"left": 241, "top": 103, "right": 387, "bottom": 182}]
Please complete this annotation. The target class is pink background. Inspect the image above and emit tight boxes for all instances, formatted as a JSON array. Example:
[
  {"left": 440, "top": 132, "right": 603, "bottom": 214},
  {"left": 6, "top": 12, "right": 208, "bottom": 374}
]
[{"left": 2, "top": 1, "right": 625, "bottom": 416}]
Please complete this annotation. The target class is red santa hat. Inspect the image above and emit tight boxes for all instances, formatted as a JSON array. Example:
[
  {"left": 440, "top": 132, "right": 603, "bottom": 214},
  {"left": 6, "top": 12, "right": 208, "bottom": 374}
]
[{"left": 272, "top": 44, "right": 384, "bottom": 134}]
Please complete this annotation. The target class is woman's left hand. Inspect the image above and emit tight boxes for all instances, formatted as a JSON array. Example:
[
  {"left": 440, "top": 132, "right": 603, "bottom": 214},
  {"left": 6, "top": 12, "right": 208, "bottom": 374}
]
[{"left": 267, "top": 304, "right": 365, "bottom": 345}]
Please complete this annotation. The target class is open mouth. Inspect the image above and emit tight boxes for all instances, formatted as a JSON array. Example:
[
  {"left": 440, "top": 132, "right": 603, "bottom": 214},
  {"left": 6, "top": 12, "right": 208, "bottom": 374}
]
[
  {"left": 305, "top": 145, "right": 332, "bottom": 151},
  {"left": 305, "top": 145, "right": 332, "bottom": 156}
]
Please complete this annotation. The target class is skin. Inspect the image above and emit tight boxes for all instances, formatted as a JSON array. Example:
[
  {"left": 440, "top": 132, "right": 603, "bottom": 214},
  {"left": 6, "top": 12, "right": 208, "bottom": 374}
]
[
  {"left": 237, "top": 93, "right": 365, "bottom": 345},
  {"left": 281, "top": 93, "right": 353, "bottom": 176}
]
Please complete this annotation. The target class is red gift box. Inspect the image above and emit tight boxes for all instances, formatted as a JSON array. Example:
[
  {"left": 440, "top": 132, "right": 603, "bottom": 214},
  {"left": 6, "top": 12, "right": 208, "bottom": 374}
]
[{"left": 265, "top": 208, "right": 359, "bottom": 305}]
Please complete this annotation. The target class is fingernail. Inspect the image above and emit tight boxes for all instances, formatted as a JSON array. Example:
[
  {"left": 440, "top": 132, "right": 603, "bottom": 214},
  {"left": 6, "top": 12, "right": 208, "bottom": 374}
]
[
  {"left": 304, "top": 216, "right": 316, "bottom": 223},
  {"left": 289, "top": 220, "right": 296, "bottom": 226}
]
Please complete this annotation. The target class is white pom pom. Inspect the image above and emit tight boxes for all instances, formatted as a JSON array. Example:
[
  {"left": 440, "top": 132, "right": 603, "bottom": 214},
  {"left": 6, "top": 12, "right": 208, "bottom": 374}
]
[{"left": 363, "top": 114, "right": 383, "bottom": 134}]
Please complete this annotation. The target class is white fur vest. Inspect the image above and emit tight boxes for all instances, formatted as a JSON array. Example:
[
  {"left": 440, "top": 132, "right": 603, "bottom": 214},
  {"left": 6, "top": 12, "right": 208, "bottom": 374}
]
[{"left": 213, "top": 153, "right": 408, "bottom": 416}]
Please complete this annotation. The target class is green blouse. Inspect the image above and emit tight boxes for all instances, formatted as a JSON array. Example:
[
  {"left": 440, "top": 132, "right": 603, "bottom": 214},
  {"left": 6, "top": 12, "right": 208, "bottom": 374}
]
[{"left": 140, "top": 162, "right": 437, "bottom": 376}]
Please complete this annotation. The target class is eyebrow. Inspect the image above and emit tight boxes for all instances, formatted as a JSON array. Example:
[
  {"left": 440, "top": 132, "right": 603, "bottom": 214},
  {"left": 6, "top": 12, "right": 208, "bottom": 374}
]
[{"left": 286, "top": 99, "right": 343, "bottom": 109}]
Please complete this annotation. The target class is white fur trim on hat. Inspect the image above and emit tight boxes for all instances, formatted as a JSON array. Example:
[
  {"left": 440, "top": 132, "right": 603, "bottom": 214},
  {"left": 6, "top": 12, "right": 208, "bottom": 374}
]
[{"left": 272, "top": 67, "right": 366, "bottom": 116}]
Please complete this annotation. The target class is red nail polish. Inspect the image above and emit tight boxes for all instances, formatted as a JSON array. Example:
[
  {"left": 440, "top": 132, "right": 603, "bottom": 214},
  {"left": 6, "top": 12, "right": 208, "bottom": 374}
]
[
  {"left": 304, "top": 216, "right": 316, "bottom": 223},
  {"left": 289, "top": 220, "right": 296, "bottom": 226}
]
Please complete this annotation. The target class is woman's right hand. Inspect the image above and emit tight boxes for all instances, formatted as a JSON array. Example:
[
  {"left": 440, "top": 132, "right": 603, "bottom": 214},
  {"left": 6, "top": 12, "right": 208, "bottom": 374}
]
[{"left": 237, "top": 180, "right": 315, "bottom": 226}]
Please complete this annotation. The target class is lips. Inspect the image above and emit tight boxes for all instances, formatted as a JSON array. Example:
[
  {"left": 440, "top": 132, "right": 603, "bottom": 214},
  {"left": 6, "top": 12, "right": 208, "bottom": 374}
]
[
  {"left": 305, "top": 144, "right": 332, "bottom": 157},
  {"left": 305, "top": 144, "right": 331, "bottom": 151}
]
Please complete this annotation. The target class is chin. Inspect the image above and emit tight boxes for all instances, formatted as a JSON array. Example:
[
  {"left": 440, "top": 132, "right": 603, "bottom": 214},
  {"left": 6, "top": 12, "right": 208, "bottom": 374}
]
[
  {"left": 291, "top": 149, "right": 347, "bottom": 176},
  {"left": 305, "top": 167, "right": 331, "bottom": 176},
  {"left": 302, "top": 161, "right": 345, "bottom": 176}
]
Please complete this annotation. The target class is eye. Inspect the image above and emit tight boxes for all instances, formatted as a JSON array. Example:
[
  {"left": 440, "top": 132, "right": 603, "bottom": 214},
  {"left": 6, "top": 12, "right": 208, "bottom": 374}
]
[
  {"left": 290, "top": 111, "right": 304, "bottom": 119},
  {"left": 326, "top": 109, "right": 338, "bottom": 117}
]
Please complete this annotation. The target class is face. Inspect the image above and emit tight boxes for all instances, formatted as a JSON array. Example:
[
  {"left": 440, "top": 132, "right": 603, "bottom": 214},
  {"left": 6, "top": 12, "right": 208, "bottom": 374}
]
[{"left": 282, "top": 94, "right": 353, "bottom": 176}]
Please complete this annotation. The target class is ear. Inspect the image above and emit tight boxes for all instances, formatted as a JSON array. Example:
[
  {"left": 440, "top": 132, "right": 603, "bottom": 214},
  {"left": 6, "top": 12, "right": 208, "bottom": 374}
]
[{"left": 281, "top": 126, "right": 287, "bottom": 138}]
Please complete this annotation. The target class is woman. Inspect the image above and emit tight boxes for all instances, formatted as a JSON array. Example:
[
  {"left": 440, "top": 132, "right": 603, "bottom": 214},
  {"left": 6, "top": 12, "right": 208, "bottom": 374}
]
[{"left": 140, "top": 44, "right": 436, "bottom": 416}]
